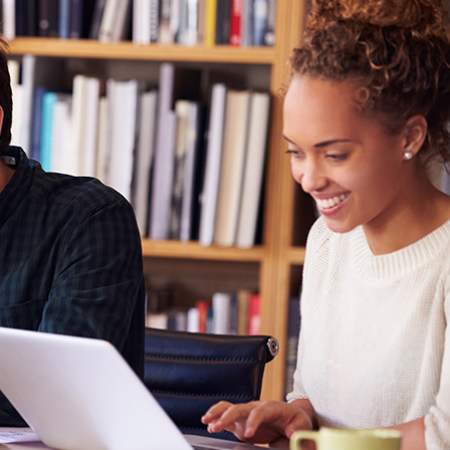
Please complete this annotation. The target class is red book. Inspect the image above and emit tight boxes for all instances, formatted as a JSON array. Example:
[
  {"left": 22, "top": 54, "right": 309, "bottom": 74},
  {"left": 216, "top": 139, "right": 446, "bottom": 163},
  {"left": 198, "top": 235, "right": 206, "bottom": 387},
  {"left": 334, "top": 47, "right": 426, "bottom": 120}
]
[
  {"left": 247, "top": 293, "right": 261, "bottom": 335},
  {"left": 196, "top": 300, "right": 210, "bottom": 333},
  {"left": 229, "top": 0, "right": 242, "bottom": 46}
]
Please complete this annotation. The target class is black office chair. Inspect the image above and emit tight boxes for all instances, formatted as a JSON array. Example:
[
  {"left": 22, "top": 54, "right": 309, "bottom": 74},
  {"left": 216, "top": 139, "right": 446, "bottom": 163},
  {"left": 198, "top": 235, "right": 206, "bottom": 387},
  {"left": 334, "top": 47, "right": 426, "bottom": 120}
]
[{"left": 143, "top": 327, "right": 279, "bottom": 440}]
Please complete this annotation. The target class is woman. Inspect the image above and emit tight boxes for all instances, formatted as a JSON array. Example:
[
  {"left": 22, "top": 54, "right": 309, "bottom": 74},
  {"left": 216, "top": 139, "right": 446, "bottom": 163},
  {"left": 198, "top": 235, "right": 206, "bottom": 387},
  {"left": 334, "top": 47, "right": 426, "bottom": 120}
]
[{"left": 201, "top": 1, "right": 450, "bottom": 449}]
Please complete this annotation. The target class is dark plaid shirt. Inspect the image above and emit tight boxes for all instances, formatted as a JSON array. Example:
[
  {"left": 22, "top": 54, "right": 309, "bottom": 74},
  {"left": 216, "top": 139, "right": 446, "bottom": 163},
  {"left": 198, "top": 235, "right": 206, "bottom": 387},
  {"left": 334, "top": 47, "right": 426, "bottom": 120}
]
[{"left": 0, "top": 147, "right": 145, "bottom": 426}]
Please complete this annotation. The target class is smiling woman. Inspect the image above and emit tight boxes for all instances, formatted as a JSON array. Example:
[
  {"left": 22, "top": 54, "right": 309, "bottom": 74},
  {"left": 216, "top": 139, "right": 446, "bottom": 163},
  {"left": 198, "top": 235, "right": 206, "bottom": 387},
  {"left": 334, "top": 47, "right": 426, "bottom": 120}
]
[{"left": 201, "top": 1, "right": 450, "bottom": 450}]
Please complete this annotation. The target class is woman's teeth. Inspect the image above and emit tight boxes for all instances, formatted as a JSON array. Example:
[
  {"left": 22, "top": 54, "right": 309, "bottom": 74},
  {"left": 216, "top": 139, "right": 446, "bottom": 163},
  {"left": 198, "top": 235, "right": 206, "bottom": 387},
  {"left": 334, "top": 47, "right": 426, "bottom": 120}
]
[{"left": 316, "top": 194, "right": 347, "bottom": 209}]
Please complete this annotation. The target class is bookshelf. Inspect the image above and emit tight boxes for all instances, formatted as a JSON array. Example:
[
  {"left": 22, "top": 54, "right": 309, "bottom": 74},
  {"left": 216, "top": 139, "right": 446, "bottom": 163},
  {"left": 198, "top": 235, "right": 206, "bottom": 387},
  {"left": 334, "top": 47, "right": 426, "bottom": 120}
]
[{"left": 8, "top": 0, "right": 310, "bottom": 401}]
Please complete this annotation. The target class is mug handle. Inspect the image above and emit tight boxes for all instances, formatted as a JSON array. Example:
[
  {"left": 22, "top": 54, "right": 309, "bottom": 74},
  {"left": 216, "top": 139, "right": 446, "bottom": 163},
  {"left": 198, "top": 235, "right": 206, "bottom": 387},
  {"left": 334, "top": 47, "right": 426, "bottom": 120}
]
[{"left": 290, "top": 430, "right": 320, "bottom": 450}]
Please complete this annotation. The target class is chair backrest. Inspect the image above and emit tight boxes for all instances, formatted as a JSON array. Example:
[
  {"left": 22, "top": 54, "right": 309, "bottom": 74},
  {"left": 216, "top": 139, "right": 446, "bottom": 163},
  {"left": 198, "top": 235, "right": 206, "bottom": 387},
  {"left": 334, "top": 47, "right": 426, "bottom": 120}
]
[{"left": 143, "top": 327, "right": 279, "bottom": 440}]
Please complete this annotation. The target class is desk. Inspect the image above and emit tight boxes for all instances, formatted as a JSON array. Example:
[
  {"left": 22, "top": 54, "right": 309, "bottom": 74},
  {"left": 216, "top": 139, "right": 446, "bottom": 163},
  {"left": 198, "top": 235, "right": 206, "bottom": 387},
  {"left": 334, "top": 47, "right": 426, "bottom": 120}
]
[{"left": 0, "top": 428, "right": 272, "bottom": 450}]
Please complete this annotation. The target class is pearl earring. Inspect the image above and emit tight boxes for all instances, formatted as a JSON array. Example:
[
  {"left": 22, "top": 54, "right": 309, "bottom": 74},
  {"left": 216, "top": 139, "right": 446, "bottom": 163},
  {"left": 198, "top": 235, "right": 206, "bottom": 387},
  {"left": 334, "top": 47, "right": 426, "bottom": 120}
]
[{"left": 404, "top": 151, "right": 413, "bottom": 160}]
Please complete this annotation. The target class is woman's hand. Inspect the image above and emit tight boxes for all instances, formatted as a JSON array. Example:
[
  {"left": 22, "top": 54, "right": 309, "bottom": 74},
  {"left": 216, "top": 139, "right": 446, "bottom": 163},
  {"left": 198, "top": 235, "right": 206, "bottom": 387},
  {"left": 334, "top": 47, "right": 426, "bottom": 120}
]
[{"left": 201, "top": 399, "right": 316, "bottom": 445}]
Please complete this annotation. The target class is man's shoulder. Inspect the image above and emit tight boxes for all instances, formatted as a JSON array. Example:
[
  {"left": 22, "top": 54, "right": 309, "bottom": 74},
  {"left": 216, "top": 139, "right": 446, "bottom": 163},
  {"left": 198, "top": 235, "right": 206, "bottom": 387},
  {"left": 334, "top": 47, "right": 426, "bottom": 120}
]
[{"left": 33, "top": 171, "right": 129, "bottom": 213}]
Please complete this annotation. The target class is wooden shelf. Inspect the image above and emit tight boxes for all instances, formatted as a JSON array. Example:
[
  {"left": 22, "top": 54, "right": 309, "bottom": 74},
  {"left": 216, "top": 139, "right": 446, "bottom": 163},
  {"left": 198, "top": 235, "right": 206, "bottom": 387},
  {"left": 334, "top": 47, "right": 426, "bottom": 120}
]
[
  {"left": 141, "top": 239, "right": 265, "bottom": 262},
  {"left": 8, "top": 0, "right": 308, "bottom": 402},
  {"left": 8, "top": 37, "right": 276, "bottom": 64}
]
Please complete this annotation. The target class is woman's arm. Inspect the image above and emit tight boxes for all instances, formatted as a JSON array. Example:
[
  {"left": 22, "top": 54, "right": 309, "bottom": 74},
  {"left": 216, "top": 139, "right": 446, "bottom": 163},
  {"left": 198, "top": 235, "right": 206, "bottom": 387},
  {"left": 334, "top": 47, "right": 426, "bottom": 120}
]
[{"left": 389, "top": 417, "right": 425, "bottom": 450}]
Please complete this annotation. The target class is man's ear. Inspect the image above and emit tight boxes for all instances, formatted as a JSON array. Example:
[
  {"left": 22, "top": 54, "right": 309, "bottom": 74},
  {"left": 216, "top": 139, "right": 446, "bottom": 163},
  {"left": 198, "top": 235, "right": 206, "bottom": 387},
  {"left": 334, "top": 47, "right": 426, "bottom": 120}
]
[
  {"left": 402, "top": 115, "right": 428, "bottom": 158},
  {"left": 0, "top": 106, "right": 4, "bottom": 134}
]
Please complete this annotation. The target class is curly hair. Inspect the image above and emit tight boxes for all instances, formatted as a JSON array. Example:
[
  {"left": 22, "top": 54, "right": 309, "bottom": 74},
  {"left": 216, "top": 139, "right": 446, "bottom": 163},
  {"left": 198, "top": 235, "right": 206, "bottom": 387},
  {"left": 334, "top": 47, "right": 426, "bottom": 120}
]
[{"left": 291, "top": 0, "right": 450, "bottom": 162}]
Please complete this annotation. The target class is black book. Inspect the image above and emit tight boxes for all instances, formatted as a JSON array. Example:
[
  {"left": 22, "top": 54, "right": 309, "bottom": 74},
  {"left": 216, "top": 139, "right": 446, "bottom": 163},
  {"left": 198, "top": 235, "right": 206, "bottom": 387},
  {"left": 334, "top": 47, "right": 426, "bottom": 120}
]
[
  {"left": 215, "top": 0, "right": 231, "bottom": 45},
  {"left": 38, "top": 0, "right": 59, "bottom": 37}
]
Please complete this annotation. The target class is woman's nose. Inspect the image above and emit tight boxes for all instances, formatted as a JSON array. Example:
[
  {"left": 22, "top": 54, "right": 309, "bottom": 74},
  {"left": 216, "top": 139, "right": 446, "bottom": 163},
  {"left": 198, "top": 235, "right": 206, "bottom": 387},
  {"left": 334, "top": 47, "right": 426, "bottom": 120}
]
[{"left": 292, "top": 158, "right": 328, "bottom": 194}]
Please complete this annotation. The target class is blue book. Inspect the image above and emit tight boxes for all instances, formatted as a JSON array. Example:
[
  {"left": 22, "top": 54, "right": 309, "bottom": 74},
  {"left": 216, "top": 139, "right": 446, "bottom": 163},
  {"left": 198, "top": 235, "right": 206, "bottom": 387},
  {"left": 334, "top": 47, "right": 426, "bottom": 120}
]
[
  {"left": 58, "top": 0, "right": 70, "bottom": 38},
  {"left": 40, "top": 92, "right": 58, "bottom": 172},
  {"left": 30, "top": 86, "right": 47, "bottom": 162}
]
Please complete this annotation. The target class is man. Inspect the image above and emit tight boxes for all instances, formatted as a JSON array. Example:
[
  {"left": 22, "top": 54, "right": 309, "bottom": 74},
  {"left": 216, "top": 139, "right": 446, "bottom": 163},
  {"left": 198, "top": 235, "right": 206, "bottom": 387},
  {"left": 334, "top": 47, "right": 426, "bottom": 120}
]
[{"left": 0, "top": 39, "right": 145, "bottom": 426}]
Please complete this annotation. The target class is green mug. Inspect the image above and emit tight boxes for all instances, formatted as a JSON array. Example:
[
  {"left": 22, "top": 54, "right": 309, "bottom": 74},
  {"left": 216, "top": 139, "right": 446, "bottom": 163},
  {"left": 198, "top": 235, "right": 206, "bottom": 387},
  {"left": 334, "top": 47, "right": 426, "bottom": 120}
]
[{"left": 290, "top": 427, "right": 402, "bottom": 450}]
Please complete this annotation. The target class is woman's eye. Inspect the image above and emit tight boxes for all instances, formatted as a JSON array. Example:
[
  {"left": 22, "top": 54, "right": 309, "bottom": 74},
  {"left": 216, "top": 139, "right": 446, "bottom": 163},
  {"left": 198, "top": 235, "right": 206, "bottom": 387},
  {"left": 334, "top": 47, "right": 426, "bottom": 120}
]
[
  {"left": 285, "top": 149, "right": 304, "bottom": 158},
  {"left": 326, "top": 153, "right": 348, "bottom": 161}
]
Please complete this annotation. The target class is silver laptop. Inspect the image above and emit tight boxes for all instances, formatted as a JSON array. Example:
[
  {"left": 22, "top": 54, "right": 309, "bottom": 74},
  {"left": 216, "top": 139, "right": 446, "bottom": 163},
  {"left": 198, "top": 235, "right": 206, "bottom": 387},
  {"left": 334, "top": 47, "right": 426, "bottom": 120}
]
[{"left": 0, "top": 327, "right": 270, "bottom": 450}]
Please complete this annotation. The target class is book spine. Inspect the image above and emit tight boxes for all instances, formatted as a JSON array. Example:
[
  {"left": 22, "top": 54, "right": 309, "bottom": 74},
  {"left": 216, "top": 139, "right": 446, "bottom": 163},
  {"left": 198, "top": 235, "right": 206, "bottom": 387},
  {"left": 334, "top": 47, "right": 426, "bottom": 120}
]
[
  {"left": 229, "top": 0, "right": 242, "bottom": 46},
  {"left": 58, "top": 0, "right": 70, "bottom": 38},
  {"left": 40, "top": 92, "right": 58, "bottom": 172},
  {"left": 149, "top": 0, "right": 160, "bottom": 42},
  {"left": 3, "top": 0, "right": 15, "bottom": 40},
  {"left": 203, "top": 0, "right": 216, "bottom": 46},
  {"left": 212, "top": 292, "right": 231, "bottom": 334},
  {"left": 89, "top": 0, "right": 107, "bottom": 39},
  {"left": 247, "top": 293, "right": 261, "bottom": 335},
  {"left": 198, "top": 83, "right": 227, "bottom": 246},
  {"left": 30, "top": 86, "right": 46, "bottom": 162},
  {"left": 69, "top": 0, "right": 83, "bottom": 39},
  {"left": 214, "top": 0, "right": 230, "bottom": 44}
]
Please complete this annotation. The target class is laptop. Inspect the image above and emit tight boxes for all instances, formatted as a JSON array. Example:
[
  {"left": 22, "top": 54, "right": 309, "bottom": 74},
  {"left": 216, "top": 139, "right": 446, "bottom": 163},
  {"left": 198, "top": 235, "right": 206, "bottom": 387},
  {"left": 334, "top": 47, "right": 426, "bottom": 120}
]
[{"left": 0, "top": 327, "right": 273, "bottom": 450}]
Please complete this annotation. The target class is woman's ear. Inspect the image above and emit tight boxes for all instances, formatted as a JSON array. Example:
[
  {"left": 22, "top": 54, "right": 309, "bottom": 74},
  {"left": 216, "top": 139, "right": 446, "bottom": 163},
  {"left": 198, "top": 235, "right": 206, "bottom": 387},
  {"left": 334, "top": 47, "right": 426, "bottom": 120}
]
[{"left": 401, "top": 115, "right": 427, "bottom": 159}]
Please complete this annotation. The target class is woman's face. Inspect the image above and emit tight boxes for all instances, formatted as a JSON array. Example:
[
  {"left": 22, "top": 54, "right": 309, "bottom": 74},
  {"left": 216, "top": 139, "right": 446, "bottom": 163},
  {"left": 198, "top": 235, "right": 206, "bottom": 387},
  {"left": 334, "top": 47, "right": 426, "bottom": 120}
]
[{"left": 283, "top": 75, "right": 410, "bottom": 234}]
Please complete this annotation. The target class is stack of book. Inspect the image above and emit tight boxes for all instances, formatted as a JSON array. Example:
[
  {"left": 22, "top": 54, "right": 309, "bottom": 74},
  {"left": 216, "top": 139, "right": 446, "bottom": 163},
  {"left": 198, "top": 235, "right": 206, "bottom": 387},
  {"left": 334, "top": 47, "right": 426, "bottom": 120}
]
[
  {"left": 146, "top": 289, "right": 262, "bottom": 336},
  {"left": 1, "top": 0, "right": 276, "bottom": 47},
  {"left": 9, "top": 58, "right": 271, "bottom": 248}
]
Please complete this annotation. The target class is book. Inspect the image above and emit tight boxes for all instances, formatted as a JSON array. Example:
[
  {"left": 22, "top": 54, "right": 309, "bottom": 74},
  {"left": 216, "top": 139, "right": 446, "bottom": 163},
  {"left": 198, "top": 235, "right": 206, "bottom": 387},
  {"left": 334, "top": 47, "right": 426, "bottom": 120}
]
[
  {"left": 203, "top": 0, "right": 216, "bottom": 46},
  {"left": 50, "top": 94, "right": 73, "bottom": 175},
  {"left": 9, "top": 59, "right": 22, "bottom": 148},
  {"left": 235, "top": 91, "right": 270, "bottom": 248},
  {"left": 149, "top": 63, "right": 176, "bottom": 240},
  {"left": 95, "top": 96, "right": 109, "bottom": 184},
  {"left": 179, "top": 102, "right": 201, "bottom": 242},
  {"left": 39, "top": 91, "right": 58, "bottom": 172},
  {"left": 106, "top": 78, "right": 139, "bottom": 201},
  {"left": 236, "top": 288, "right": 251, "bottom": 335},
  {"left": 212, "top": 292, "right": 231, "bottom": 334},
  {"left": 15, "top": 0, "right": 29, "bottom": 36},
  {"left": 89, "top": 0, "right": 106, "bottom": 39},
  {"left": 196, "top": 299, "right": 210, "bottom": 333},
  {"left": 99, "top": 0, "right": 131, "bottom": 42},
  {"left": 149, "top": 0, "right": 159, "bottom": 42},
  {"left": 58, "top": 0, "right": 70, "bottom": 38},
  {"left": 213, "top": 89, "right": 251, "bottom": 247},
  {"left": 158, "top": 0, "right": 174, "bottom": 44},
  {"left": 215, "top": 0, "right": 231, "bottom": 44},
  {"left": 264, "top": 0, "right": 276, "bottom": 46},
  {"left": 2, "top": 0, "right": 15, "bottom": 40},
  {"left": 170, "top": 99, "right": 191, "bottom": 239},
  {"left": 284, "top": 296, "right": 301, "bottom": 397},
  {"left": 69, "top": 0, "right": 84, "bottom": 38},
  {"left": 38, "top": 0, "right": 59, "bottom": 37},
  {"left": 198, "top": 83, "right": 227, "bottom": 246},
  {"left": 132, "top": 0, "right": 151, "bottom": 44},
  {"left": 252, "top": 0, "right": 268, "bottom": 46},
  {"left": 229, "top": 0, "right": 242, "bottom": 46},
  {"left": 17, "top": 54, "right": 36, "bottom": 154},
  {"left": 240, "top": 0, "right": 252, "bottom": 47},
  {"left": 177, "top": 0, "right": 198, "bottom": 45},
  {"left": 187, "top": 306, "right": 200, "bottom": 332},
  {"left": 247, "top": 293, "right": 261, "bottom": 335},
  {"left": 131, "top": 89, "right": 158, "bottom": 236},
  {"left": 149, "top": 64, "right": 201, "bottom": 240},
  {"left": 71, "top": 74, "right": 100, "bottom": 177}
]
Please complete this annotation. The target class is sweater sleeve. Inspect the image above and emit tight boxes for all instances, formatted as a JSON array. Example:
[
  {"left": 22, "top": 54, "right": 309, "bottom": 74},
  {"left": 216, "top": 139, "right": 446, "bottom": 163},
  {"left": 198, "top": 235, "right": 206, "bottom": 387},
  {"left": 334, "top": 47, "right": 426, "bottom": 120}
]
[{"left": 424, "top": 274, "right": 450, "bottom": 450}]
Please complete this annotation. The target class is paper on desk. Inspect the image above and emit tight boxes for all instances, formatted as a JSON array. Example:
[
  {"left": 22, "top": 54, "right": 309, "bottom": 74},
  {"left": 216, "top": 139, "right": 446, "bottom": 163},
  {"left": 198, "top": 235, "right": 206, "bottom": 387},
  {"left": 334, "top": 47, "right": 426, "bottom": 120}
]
[{"left": 0, "top": 428, "right": 40, "bottom": 444}]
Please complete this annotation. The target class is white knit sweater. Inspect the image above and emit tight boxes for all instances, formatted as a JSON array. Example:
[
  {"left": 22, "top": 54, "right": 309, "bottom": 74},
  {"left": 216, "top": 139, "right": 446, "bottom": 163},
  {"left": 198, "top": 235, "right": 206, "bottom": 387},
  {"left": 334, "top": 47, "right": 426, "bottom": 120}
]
[{"left": 287, "top": 216, "right": 450, "bottom": 450}]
